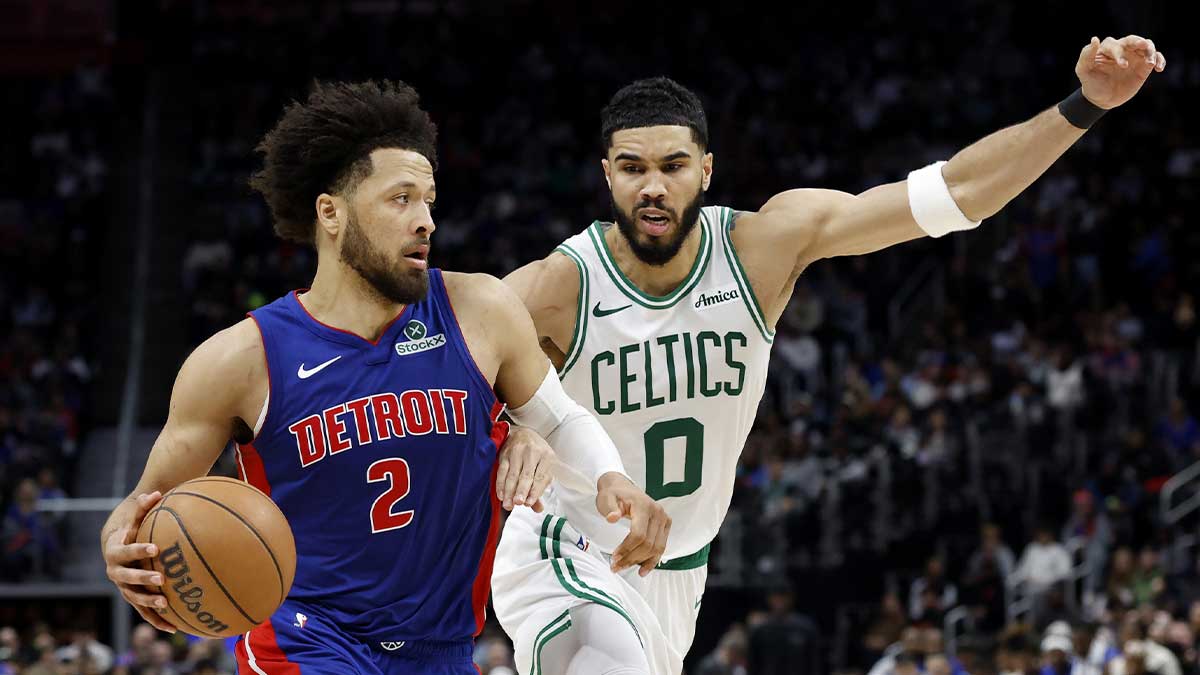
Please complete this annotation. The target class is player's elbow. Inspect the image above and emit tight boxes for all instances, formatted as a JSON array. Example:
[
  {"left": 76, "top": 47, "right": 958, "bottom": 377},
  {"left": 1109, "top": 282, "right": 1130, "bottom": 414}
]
[{"left": 942, "top": 169, "right": 995, "bottom": 222}]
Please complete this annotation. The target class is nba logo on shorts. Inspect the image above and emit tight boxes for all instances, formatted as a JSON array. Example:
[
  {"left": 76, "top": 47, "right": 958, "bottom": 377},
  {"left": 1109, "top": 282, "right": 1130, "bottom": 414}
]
[
  {"left": 294, "top": 613, "right": 308, "bottom": 629},
  {"left": 576, "top": 535, "right": 588, "bottom": 552}
]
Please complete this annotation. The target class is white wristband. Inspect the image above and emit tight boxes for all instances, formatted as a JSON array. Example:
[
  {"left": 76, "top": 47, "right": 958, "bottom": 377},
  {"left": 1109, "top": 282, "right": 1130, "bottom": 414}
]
[
  {"left": 907, "top": 161, "right": 981, "bottom": 238},
  {"left": 506, "top": 365, "right": 628, "bottom": 492}
]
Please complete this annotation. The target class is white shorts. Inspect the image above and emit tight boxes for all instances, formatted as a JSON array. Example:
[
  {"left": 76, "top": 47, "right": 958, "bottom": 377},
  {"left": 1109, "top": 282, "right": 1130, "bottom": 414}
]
[{"left": 492, "top": 506, "right": 708, "bottom": 675}]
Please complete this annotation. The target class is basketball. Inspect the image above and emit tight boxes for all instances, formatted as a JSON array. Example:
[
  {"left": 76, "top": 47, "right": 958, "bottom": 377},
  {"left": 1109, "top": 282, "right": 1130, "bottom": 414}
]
[{"left": 135, "top": 477, "right": 296, "bottom": 638}]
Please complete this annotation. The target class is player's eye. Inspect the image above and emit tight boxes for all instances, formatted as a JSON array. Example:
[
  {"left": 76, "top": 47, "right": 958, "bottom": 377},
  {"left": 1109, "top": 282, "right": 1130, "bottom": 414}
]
[
  {"left": 394, "top": 194, "right": 410, "bottom": 204},
  {"left": 623, "top": 165, "right": 643, "bottom": 174}
]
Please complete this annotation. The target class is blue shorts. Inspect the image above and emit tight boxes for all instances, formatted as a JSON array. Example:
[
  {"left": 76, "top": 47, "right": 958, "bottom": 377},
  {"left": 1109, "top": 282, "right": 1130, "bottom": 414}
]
[{"left": 235, "top": 599, "right": 478, "bottom": 675}]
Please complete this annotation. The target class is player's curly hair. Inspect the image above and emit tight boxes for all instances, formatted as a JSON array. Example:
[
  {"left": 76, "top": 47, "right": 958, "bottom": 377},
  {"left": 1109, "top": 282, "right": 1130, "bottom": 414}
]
[
  {"left": 249, "top": 79, "right": 438, "bottom": 247},
  {"left": 600, "top": 77, "right": 708, "bottom": 152}
]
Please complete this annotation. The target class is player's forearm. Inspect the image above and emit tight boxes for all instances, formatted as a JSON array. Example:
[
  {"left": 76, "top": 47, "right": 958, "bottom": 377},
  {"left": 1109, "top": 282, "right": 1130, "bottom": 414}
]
[
  {"left": 507, "top": 367, "right": 628, "bottom": 493},
  {"left": 941, "top": 105, "right": 1086, "bottom": 222}
]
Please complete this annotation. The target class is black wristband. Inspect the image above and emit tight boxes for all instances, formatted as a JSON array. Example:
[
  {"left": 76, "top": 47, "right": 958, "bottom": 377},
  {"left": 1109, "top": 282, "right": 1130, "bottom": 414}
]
[{"left": 1057, "top": 88, "right": 1107, "bottom": 129}]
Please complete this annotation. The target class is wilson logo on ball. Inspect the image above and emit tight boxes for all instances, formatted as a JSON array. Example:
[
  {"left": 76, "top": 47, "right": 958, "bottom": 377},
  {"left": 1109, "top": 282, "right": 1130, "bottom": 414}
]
[{"left": 159, "top": 543, "right": 231, "bottom": 634}]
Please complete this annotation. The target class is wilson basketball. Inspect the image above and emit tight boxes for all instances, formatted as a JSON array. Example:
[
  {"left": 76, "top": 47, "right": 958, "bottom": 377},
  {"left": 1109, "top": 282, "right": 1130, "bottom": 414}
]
[{"left": 135, "top": 476, "right": 296, "bottom": 638}]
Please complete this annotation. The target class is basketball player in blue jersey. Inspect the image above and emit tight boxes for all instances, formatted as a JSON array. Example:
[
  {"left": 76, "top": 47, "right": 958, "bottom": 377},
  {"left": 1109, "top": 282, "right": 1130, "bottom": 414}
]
[
  {"left": 492, "top": 35, "right": 1166, "bottom": 674},
  {"left": 98, "top": 80, "right": 671, "bottom": 675}
]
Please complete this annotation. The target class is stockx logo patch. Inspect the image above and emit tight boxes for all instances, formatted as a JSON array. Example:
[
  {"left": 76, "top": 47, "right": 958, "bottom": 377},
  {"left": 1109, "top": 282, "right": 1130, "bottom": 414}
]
[
  {"left": 395, "top": 319, "right": 447, "bottom": 356},
  {"left": 404, "top": 320, "right": 427, "bottom": 340}
]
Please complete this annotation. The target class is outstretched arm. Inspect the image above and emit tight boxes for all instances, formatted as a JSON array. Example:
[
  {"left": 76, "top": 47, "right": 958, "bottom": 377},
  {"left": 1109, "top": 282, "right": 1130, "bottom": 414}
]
[{"left": 756, "top": 35, "right": 1166, "bottom": 269}]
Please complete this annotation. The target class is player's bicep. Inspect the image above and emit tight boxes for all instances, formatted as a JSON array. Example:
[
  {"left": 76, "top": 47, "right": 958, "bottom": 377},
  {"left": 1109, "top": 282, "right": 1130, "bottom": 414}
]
[{"left": 798, "top": 182, "right": 925, "bottom": 263}]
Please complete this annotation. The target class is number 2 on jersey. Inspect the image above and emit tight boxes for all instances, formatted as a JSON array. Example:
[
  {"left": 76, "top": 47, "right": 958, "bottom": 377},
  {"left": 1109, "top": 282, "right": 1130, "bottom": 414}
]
[
  {"left": 644, "top": 417, "right": 704, "bottom": 499},
  {"left": 367, "top": 458, "right": 415, "bottom": 533}
]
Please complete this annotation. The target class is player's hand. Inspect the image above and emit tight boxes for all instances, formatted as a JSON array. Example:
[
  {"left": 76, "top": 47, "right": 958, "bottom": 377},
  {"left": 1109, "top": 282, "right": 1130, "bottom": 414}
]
[
  {"left": 596, "top": 473, "right": 671, "bottom": 577},
  {"left": 1076, "top": 35, "right": 1165, "bottom": 110},
  {"left": 496, "top": 426, "right": 555, "bottom": 512},
  {"left": 102, "top": 491, "right": 177, "bottom": 633}
]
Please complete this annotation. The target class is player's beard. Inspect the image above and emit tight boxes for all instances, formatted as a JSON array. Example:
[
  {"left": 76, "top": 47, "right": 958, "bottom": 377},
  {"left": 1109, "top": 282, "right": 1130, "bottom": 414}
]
[
  {"left": 611, "top": 186, "right": 704, "bottom": 267},
  {"left": 340, "top": 208, "right": 429, "bottom": 305}
]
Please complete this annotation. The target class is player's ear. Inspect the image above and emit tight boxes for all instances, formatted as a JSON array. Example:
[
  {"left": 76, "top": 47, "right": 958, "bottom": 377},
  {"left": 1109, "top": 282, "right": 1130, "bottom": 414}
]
[
  {"left": 702, "top": 152, "right": 713, "bottom": 192},
  {"left": 315, "top": 193, "right": 343, "bottom": 238},
  {"left": 601, "top": 158, "right": 612, "bottom": 190}
]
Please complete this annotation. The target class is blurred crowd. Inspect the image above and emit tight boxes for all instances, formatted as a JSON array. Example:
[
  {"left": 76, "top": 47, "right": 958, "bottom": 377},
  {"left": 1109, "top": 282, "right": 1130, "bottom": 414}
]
[
  {"left": 4, "top": 0, "right": 1199, "bottom": 673},
  {"left": 0, "top": 57, "right": 109, "bottom": 581}
]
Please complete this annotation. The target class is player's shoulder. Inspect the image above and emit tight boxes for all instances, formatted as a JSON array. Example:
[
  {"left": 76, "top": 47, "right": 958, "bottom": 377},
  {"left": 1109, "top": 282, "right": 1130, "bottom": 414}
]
[
  {"left": 173, "top": 318, "right": 266, "bottom": 410},
  {"left": 189, "top": 318, "right": 265, "bottom": 373},
  {"left": 500, "top": 252, "right": 580, "bottom": 316},
  {"left": 745, "top": 189, "right": 846, "bottom": 225},
  {"left": 441, "top": 271, "right": 525, "bottom": 318}
]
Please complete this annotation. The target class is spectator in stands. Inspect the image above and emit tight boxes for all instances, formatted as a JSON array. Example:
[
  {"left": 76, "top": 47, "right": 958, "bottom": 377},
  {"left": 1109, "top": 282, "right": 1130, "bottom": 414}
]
[
  {"left": 53, "top": 627, "right": 114, "bottom": 674},
  {"left": 1015, "top": 526, "right": 1072, "bottom": 594},
  {"left": 748, "top": 582, "right": 821, "bottom": 674},
  {"left": 1157, "top": 398, "right": 1200, "bottom": 464},
  {"left": 113, "top": 623, "right": 156, "bottom": 673},
  {"left": 863, "top": 592, "right": 908, "bottom": 662},
  {"left": 1133, "top": 547, "right": 1167, "bottom": 608},
  {"left": 1040, "top": 632, "right": 1075, "bottom": 675},
  {"left": 694, "top": 624, "right": 749, "bottom": 675},
  {"left": 909, "top": 556, "right": 958, "bottom": 623},
  {"left": 969, "top": 523, "right": 1018, "bottom": 582},
  {"left": 1062, "top": 489, "right": 1113, "bottom": 593},
  {"left": 964, "top": 547, "right": 1009, "bottom": 633},
  {"left": 1, "top": 477, "right": 59, "bottom": 580},
  {"left": 869, "top": 627, "right": 923, "bottom": 675}
]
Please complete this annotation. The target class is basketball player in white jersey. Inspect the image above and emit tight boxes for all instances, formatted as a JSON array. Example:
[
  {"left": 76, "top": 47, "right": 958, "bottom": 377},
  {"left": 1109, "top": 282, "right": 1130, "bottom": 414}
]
[{"left": 491, "top": 35, "right": 1166, "bottom": 674}]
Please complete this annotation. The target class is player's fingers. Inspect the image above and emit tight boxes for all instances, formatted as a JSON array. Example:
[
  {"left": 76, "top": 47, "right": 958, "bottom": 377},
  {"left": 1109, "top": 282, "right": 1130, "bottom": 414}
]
[
  {"left": 1099, "top": 36, "right": 1128, "bottom": 68},
  {"left": 132, "top": 604, "right": 177, "bottom": 634},
  {"left": 120, "top": 584, "right": 169, "bottom": 610},
  {"left": 531, "top": 497, "right": 545, "bottom": 513},
  {"left": 621, "top": 533, "right": 658, "bottom": 571},
  {"left": 524, "top": 461, "right": 553, "bottom": 508},
  {"left": 108, "top": 538, "right": 159, "bottom": 566},
  {"left": 1155, "top": 51, "right": 1166, "bottom": 72},
  {"left": 512, "top": 464, "right": 536, "bottom": 508},
  {"left": 595, "top": 490, "right": 622, "bottom": 522},
  {"left": 638, "top": 519, "right": 670, "bottom": 576},
  {"left": 131, "top": 492, "right": 163, "bottom": 532},
  {"left": 108, "top": 564, "right": 163, "bottom": 588},
  {"left": 611, "top": 504, "right": 649, "bottom": 570},
  {"left": 1079, "top": 36, "right": 1100, "bottom": 63},
  {"left": 496, "top": 453, "right": 518, "bottom": 508},
  {"left": 1142, "top": 38, "right": 1156, "bottom": 63}
]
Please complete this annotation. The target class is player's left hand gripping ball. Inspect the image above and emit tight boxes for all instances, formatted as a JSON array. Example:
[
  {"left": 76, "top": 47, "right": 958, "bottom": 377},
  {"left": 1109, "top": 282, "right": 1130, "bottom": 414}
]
[
  {"left": 1076, "top": 35, "right": 1166, "bottom": 109},
  {"left": 496, "top": 426, "right": 555, "bottom": 512}
]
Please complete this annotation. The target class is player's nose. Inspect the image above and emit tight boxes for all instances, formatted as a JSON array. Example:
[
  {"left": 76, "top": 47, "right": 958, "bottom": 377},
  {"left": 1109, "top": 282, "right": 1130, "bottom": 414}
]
[
  {"left": 411, "top": 202, "right": 436, "bottom": 235},
  {"left": 639, "top": 171, "right": 668, "bottom": 202}
]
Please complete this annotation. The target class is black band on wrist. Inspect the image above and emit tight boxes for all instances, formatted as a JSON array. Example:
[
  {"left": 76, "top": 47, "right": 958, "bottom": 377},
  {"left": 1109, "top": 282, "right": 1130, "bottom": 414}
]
[{"left": 1057, "top": 88, "right": 1107, "bottom": 129}]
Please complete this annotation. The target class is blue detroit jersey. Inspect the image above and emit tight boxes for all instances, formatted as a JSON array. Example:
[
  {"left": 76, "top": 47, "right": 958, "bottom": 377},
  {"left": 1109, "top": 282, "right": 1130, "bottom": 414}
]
[{"left": 236, "top": 269, "right": 507, "bottom": 643}]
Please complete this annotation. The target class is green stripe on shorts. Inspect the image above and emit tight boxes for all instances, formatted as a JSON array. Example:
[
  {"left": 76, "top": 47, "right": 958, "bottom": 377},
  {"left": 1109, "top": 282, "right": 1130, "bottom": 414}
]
[{"left": 532, "top": 610, "right": 572, "bottom": 675}]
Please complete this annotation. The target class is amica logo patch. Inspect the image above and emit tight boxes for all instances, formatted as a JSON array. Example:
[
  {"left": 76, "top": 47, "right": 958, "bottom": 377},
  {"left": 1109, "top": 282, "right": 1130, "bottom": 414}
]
[{"left": 694, "top": 286, "right": 740, "bottom": 311}]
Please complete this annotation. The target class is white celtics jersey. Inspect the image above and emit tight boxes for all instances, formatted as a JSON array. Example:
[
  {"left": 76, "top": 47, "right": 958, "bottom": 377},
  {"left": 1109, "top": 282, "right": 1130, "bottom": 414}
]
[{"left": 554, "top": 206, "right": 773, "bottom": 562}]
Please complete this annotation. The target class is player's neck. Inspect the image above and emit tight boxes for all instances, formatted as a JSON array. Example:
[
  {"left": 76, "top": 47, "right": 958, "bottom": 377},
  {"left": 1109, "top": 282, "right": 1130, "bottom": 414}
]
[
  {"left": 300, "top": 262, "right": 406, "bottom": 343},
  {"left": 606, "top": 221, "right": 703, "bottom": 297}
]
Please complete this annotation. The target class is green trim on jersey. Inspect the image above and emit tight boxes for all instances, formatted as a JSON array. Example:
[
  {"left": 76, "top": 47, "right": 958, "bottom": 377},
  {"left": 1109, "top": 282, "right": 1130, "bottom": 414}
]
[
  {"left": 554, "top": 245, "right": 590, "bottom": 378},
  {"left": 719, "top": 207, "right": 775, "bottom": 343},
  {"left": 532, "top": 610, "right": 572, "bottom": 675},
  {"left": 586, "top": 211, "right": 712, "bottom": 309},
  {"left": 655, "top": 542, "right": 711, "bottom": 570}
]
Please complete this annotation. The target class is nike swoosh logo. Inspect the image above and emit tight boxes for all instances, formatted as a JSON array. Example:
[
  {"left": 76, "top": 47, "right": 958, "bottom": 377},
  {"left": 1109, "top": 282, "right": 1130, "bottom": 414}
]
[
  {"left": 592, "top": 302, "right": 632, "bottom": 318},
  {"left": 297, "top": 355, "right": 342, "bottom": 379}
]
